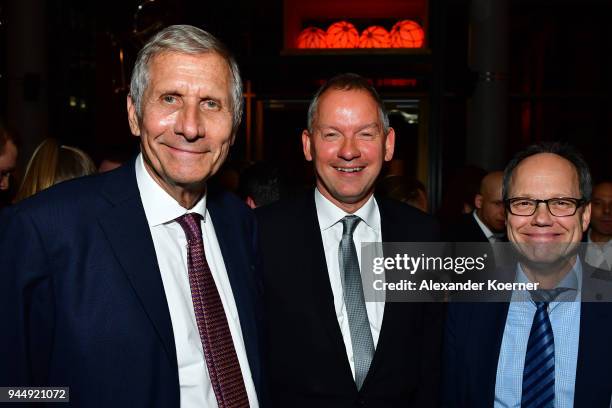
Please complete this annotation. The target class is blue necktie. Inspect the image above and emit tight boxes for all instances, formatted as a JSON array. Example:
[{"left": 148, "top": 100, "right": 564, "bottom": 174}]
[{"left": 521, "top": 288, "right": 568, "bottom": 408}]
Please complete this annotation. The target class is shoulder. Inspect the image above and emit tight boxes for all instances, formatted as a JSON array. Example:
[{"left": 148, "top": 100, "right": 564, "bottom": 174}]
[
  {"left": 206, "top": 187, "right": 257, "bottom": 238},
  {"left": 208, "top": 187, "right": 252, "bottom": 218},
  {"left": 9, "top": 172, "right": 110, "bottom": 219},
  {"left": 376, "top": 196, "right": 440, "bottom": 240},
  {"left": 255, "top": 192, "right": 312, "bottom": 224}
]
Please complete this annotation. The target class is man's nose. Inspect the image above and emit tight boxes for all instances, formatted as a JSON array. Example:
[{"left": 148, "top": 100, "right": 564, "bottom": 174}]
[
  {"left": 338, "top": 136, "right": 360, "bottom": 160},
  {"left": 174, "top": 103, "right": 202, "bottom": 140},
  {"left": 532, "top": 201, "right": 554, "bottom": 226},
  {"left": 0, "top": 174, "right": 9, "bottom": 191}
]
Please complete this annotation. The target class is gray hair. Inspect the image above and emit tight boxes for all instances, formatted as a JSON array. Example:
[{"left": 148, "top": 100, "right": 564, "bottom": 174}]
[
  {"left": 129, "top": 24, "right": 243, "bottom": 132},
  {"left": 306, "top": 73, "right": 389, "bottom": 135}
]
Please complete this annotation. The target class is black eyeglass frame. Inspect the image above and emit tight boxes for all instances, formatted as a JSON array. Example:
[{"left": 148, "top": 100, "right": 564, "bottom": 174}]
[{"left": 504, "top": 197, "right": 587, "bottom": 217}]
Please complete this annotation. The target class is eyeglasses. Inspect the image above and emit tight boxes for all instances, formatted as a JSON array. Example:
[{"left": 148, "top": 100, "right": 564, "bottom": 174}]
[{"left": 505, "top": 197, "right": 586, "bottom": 217}]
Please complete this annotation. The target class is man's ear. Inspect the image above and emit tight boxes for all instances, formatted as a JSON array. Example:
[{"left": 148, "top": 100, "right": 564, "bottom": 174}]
[
  {"left": 127, "top": 95, "right": 141, "bottom": 137},
  {"left": 384, "top": 127, "right": 395, "bottom": 162},
  {"left": 474, "top": 194, "right": 483, "bottom": 210},
  {"left": 581, "top": 202, "right": 591, "bottom": 232},
  {"left": 302, "top": 130, "right": 313, "bottom": 162},
  {"left": 245, "top": 196, "right": 257, "bottom": 209}
]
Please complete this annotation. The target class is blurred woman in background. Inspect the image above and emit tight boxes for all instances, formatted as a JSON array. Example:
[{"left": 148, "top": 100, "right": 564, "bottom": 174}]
[{"left": 14, "top": 138, "right": 96, "bottom": 202}]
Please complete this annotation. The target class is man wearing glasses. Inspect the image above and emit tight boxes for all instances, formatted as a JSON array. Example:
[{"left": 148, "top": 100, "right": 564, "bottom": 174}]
[{"left": 443, "top": 143, "right": 612, "bottom": 407}]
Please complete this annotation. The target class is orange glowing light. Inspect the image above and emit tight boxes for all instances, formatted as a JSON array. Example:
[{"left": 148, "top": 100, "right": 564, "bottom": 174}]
[
  {"left": 390, "top": 20, "right": 425, "bottom": 48},
  {"left": 325, "top": 21, "right": 359, "bottom": 48},
  {"left": 296, "top": 26, "right": 328, "bottom": 49},
  {"left": 359, "top": 26, "right": 391, "bottom": 48}
]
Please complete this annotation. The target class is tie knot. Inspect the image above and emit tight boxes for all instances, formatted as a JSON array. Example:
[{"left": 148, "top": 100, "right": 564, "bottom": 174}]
[
  {"left": 175, "top": 213, "right": 203, "bottom": 242},
  {"left": 341, "top": 215, "right": 361, "bottom": 237},
  {"left": 530, "top": 287, "right": 572, "bottom": 304}
]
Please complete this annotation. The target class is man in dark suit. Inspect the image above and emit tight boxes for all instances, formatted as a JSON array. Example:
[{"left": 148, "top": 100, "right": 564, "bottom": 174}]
[
  {"left": 444, "top": 170, "right": 506, "bottom": 243},
  {"left": 0, "top": 25, "right": 264, "bottom": 407},
  {"left": 257, "top": 73, "right": 443, "bottom": 408},
  {"left": 443, "top": 143, "right": 612, "bottom": 407}
]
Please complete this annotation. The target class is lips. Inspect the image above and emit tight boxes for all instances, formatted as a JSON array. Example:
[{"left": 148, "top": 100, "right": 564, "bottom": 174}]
[
  {"left": 334, "top": 166, "right": 364, "bottom": 173},
  {"left": 166, "top": 145, "right": 206, "bottom": 155},
  {"left": 524, "top": 232, "right": 563, "bottom": 242}
]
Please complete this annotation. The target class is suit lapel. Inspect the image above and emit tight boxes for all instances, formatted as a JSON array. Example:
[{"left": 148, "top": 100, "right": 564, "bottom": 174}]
[
  {"left": 206, "top": 192, "right": 263, "bottom": 390},
  {"left": 97, "top": 162, "right": 178, "bottom": 373},
  {"left": 470, "top": 302, "right": 509, "bottom": 407}
]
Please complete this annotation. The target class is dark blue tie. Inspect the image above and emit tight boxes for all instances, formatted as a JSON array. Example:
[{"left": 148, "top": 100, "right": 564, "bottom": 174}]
[{"left": 521, "top": 288, "right": 569, "bottom": 408}]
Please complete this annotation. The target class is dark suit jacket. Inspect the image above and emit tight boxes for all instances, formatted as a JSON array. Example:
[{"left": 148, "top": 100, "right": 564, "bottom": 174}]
[
  {"left": 256, "top": 192, "right": 445, "bottom": 408},
  {"left": 443, "top": 263, "right": 612, "bottom": 407},
  {"left": 0, "top": 161, "right": 265, "bottom": 407},
  {"left": 443, "top": 214, "right": 490, "bottom": 243}
]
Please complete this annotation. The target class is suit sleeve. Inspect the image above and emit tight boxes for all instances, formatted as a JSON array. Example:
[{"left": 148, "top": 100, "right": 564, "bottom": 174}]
[
  {"left": 415, "top": 302, "right": 446, "bottom": 408},
  {"left": 0, "top": 206, "right": 56, "bottom": 386}
]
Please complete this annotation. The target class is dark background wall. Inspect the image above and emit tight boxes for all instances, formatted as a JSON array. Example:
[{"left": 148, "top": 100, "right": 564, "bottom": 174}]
[{"left": 1, "top": 0, "right": 610, "bottom": 208}]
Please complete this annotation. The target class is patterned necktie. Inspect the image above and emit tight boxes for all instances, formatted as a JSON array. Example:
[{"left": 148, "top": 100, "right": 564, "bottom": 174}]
[
  {"left": 521, "top": 288, "right": 569, "bottom": 408},
  {"left": 339, "top": 215, "right": 375, "bottom": 390},
  {"left": 175, "top": 213, "right": 249, "bottom": 408}
]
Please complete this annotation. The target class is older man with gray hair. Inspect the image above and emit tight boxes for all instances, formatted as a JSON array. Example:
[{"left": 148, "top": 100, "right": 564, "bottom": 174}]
[{"left": 0, "top": 25, "right": 264, "bottom": 408}]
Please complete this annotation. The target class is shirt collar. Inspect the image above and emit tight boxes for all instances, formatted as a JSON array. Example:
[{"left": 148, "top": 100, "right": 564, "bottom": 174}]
[
  {"left": 515, "top": 255, "right": 582, "bottom": 291},
  {"left": 135, "top": 153, "right": 207, "bottom": 227},
  {"left": 314, "top": 188, "right": 379, "bottom": 232},
  {"left": 588, "top": 229, "right": 612, "bottom": 248},
  {"left": 473, "top": 210, "right": 496, "bottom": 239}
]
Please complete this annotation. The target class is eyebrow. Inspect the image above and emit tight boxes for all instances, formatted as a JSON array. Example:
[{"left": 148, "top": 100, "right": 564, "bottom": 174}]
[{"left": 317, "top": 123, "right": 379, "bottom": 131}]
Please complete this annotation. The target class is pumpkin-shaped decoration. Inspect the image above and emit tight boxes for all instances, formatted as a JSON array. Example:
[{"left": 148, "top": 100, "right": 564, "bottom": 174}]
[
  {"left": 296, "top": 27, "right": 328, "bottom": 49},
  {"left": 326, "top": 21, "right": 359, "bottom": 48},
  {"left": 390, "top": 20, "right": 425, "bottom": 48},
  {"left": 359, "top": 26, "right": 391, "bottom": 48}
]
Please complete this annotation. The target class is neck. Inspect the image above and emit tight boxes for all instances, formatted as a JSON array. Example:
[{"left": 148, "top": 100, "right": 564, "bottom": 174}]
[
  {"left": 521, "top": 255, "right": 577, "bottom": 289},
  {"left": 590, "top": 229, "right": 612, "bottom": 244},
  {"left": 317, "top": 185, "right": 372, "bottom": 214},
  {"left": 143, "top": 161, "right": 205, "bottom": 209}
]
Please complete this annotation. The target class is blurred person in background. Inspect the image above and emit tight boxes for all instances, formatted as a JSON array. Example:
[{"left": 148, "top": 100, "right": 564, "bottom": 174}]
[
  {"left": 14, "top": 138, "right": 96, "bottom": 202},
  {"left": 97, "top": 143, "right": 138, "bottom": 173},
  {"left": 437, "top": 165, "right": 487, "bottom": 232},
  {"left": 377, "top": 174, "right": 428, "bottom": 213},
  {"left": 585, "top": 180, "right": 612, "bottom": 270},
  {"left": 444, "top": 171, "right": 506, "bottom": 243},
  {"left": 239, "top": 162, "right": 283, "bottom": 208},
  {"left": 0, "top": 125, "right": 19, "bottom": 206}
]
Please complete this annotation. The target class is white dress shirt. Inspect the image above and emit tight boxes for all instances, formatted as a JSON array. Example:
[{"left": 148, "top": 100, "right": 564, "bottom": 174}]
[
  {"left": 314, "top": 189, "right": 385, "bottom": 379},
  {"left": 585, "top": 231, "right": 612, "bottom": 271},
  {"left": 135, "top": 154, "right": 259, "bottom": 408}
]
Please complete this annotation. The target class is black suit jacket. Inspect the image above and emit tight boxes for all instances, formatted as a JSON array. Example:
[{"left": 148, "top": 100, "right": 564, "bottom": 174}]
[
  {"left": 257, "top": 192, "right": 444, "bottom": 408},
  {"left": 442, "top": 263, "right": 612, "bottom": 407},
  {"left": 443, "top": 214, "right": 489, "bottom": 243},
  {"left": 0, "top": 160, "right": 265, "bottom": 407}
]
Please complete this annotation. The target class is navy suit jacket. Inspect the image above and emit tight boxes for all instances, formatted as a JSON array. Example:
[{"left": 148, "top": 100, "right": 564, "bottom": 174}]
[
  {"left": 0, "top": 161, "right": 265, "bottom": 407},
  {"left": 443, "top": 263, "right": 612, "bottom": 407}
]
